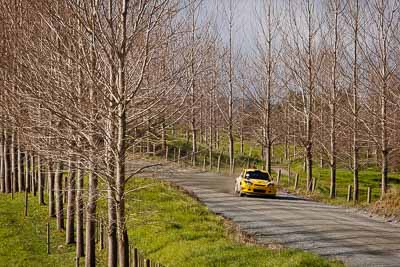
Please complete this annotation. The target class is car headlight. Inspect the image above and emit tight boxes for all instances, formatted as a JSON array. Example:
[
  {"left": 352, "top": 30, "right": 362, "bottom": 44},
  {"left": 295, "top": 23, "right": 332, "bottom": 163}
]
[{"left": 245, "top": 180, "right": 253, "bottom": 185}]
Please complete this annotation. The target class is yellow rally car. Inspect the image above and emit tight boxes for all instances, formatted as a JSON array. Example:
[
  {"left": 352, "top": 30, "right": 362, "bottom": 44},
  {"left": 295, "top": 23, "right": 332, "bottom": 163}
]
[{"left": 234, "top": 169, "right": 277, "bottom": 197}]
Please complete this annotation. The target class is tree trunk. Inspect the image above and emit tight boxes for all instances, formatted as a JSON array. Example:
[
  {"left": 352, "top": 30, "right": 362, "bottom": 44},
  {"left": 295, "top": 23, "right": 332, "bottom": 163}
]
[
  {"left": 85, "top": 168, "right": 97, "bottom": 267},
  {"left": 85, "top": 5, "right": 99, "bottom": 265},
  {"left": 17, "top": 139, "right": 24, "bottom": 192},
  {"left": 329, "top": 1, "right": 339, "bottom": 199},
  {"left": 306, "top": 144, "right": 313, "bottom": 192},
  {"left": 11, "top": 132, "right": 17, "bottom": 194},
  {"left": 106, "top": 11, "right": 118, "bottom": 260},
  {"left": 227, "top": 1, "right": 234, "bottom": 175},
  {"left": 381, "top": 84, "right": 388, "bottom": 197},
  {"left": 215, "top": 127, "right": 220, "bottom": 151},
  {"left": 31, "top": 153, "right": 36, "bottom": 196},
  {"left": 55, "top": 161, "right": 65, "bottom": 230},
  {"left": 379, "top": 0, "right": 389, "bottom": 198},
  {"left": 4, "top": 132, "right": 10, "bottom": 193},
  {"left": 48, "top": 161, "right": 56, "bottom": 217},
  {"left": 38, "top": 155, "right": 45, "bottom": 205},
  {"left": 330, "top": 99, "right": 336, "bottom": 198},
  {"left": 228, "top": 131, "right": 234, "bottom": 174},
  {"left": 0, "top": 131, "right": 4, "bottom": 193},
  {"left": 352, "top": 0, "right": 360, "bottom": 203},
  {"left": 75, "top": 163, "right": 84, "bottom": 257},
  {"left": 209, "top": 86, "right": 213, "bottom": 170},
  {"left": 25, "top": 152, "right": 30, "bottom": 193},
  {"left": 66, "top": 159, "right": 76, "bottom": 244},
  {"left": 107, "top": 183, "right": 118, "bottom": 266},
  {"left": 161, "top": 122, "right": 166, "bottom": 153},
  {"left": 190, "top": 3, "right": 197, "bottom": 167},
  {"left": 116, "top": 89, "right": 129, "bottom": 266},
  {"left": 265, "top": 143, "right": 271, "bottom": 174}
]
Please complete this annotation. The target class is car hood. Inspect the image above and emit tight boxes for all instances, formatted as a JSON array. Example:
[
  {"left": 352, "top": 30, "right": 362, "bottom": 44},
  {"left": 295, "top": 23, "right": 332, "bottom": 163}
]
[{"left": 248, "top": 179, "right": 273, "bottom": 185}]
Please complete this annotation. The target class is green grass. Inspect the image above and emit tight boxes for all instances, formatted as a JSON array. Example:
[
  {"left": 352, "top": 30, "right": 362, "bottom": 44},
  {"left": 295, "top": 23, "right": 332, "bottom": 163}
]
[
  {"left": 0, "top": 179, "right": 343, "bottom": 267},
  {"left": 0, "top": 194, "right": 75, "bottom": 267},
  {"left": 279, "top": 159, "right": 400, "bottom": 206}
]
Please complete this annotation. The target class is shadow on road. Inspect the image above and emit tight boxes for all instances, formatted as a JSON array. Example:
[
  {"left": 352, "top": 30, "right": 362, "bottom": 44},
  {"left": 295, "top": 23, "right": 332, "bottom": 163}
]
[{"left": 242, "top": 193, "right": 310, "bottom": 201}]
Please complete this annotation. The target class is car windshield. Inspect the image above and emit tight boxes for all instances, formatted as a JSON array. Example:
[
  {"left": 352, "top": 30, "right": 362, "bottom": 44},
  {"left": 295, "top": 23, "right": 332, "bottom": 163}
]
[{"left": 245, "top": 171, "right": 270, "bottom": 181}]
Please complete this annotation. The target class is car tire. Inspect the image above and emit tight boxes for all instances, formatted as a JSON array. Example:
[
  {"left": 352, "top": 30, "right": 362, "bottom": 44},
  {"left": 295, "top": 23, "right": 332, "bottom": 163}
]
[{"left": 235, "top": 182, "right": 244, "bottom": 197}]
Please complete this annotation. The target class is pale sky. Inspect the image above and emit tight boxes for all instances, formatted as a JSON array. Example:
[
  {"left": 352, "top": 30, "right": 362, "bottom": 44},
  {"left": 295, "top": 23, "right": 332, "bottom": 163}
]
[{"left": 202, "top": 0, "right": 263, "bottom": 54}]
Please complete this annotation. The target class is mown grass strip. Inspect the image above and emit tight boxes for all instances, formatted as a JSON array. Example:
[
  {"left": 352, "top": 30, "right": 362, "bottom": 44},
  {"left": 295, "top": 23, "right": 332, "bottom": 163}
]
[{"left": 0, "top": 194, "right": 75, "bottom": 267}]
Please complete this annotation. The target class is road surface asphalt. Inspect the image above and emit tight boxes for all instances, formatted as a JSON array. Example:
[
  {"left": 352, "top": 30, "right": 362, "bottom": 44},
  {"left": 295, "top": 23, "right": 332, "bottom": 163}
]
[{"left": 128, "top": 160, "right": 400, "bottom": 267}]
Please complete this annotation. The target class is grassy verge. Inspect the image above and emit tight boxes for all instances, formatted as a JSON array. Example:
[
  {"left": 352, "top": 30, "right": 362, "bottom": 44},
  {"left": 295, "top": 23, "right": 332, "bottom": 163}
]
[
  {"left": 1, "top": 178, "right": 343, "bottom": 267},
  {"left": 0, "top": 194, "right": 75, "bottom": 267},
  {"left": 370, "top": 188, "right": 400, "bottom": 219},
  {"left": 274, "top": 159, "right": 400, "bottom": 208}
]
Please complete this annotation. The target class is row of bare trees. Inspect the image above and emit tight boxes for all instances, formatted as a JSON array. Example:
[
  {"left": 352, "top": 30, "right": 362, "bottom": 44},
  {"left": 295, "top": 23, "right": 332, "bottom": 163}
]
[
  {"left": 173, "top": 0, "right": 400, "bottom": 201},
  {"left": 0, "top": 0, "right": 203, "bottom": 266}
]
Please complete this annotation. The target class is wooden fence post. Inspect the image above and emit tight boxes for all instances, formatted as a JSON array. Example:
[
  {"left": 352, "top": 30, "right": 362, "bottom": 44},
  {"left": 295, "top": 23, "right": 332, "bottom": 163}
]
[
  {"left": 287, "top": 162, "right": 291, "bottom": 188},
  {"left": 153, "top": 144, "right": 156, "bottom": 157},
  {"left": 232, "top": 159, "right": 235, "bottom": 174},
  {"left": 47, "top": 222, "right": 50, "bottom": 254},
  {"left": 165, "top": 145, "right": 169, "bottom": 161},
  {"left": 347, "top": 184, "right": 352, "bottom": 202},
  {"left": 24, "top": 189, "right": 28, "bottom": 217},
  {"left": 173, "top": 148, "right": 176, "bottom": 161},
  {"left": 294, "top": 173, "right": 299, "bottom": 191},
  {"left": 177, "top": 147, "right": 181, "bottom": 164},
  {"left": 217, "top": 153, "right": 222, "bottom": 173},
  {"left": 276, "top": 169, "right": 281, "bottom": 185},
  {"left": 203, "top": 156, "right": 206, "bottom": 171},
  {"left": 367, "top": 187, "right": 371, "bottom": 204}
]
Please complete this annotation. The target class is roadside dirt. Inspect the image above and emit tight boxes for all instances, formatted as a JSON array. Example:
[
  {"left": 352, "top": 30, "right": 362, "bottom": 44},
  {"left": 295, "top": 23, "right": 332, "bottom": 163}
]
[{"left": 128, "top": 159, "right": 400, "bottom": 267}]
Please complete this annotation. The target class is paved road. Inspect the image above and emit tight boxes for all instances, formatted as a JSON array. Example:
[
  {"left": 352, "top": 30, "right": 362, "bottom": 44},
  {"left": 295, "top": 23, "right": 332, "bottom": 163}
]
[{"left": 128, "top": 161, "right": 400, "bottom": 267}]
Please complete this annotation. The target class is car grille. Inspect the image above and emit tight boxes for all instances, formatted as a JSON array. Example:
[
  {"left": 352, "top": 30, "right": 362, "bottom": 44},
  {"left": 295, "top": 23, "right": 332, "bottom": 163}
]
[{"left": 253, "top": 189, "right": 266, "bottom": 193}]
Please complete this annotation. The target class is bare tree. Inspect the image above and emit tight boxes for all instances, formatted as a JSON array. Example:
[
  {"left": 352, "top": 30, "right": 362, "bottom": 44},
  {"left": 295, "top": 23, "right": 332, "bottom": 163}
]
[
  {"left": 284, "top": 0, "right": 324, "bottom": 191},
  {"left": 363, "top": 0, "right": 400, "bottom": 198}
]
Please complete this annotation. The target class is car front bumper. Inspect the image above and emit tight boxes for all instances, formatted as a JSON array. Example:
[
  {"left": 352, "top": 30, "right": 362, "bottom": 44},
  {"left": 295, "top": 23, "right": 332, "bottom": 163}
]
[{"left": 241, "top": 186, "right": 276, "bottom": 196}]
